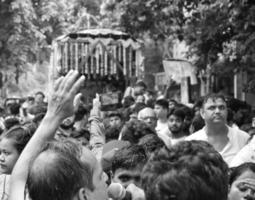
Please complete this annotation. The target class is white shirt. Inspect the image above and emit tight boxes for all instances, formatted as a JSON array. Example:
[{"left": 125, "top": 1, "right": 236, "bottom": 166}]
[
  {"left": 186, "top": 126, "right": 249, "bottom": 165},
  {"left": 230, "top": 136, "right": 255, "bottom": 167},
  {"left": 171, "top": 136, "right": 186, "bottom": 146},
  {"left": 155, "top": 120, "right": 172, "bottom": 147}
]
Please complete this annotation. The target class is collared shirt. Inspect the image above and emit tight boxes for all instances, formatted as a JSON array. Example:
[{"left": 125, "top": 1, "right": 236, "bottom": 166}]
[
  {"left": 186, "top": 126, "right": 249, "bottom": 165},
  {"left": 230, "top": 136, "right": 255, "bottom": 167}
]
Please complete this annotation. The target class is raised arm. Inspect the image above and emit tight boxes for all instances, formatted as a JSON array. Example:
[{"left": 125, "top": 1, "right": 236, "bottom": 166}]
[
  {"left": 9, "top": 70, "right": 84, "bottom": 200},
  {"left": 89, "top": 94, "right": 106, "bottom": 160}
]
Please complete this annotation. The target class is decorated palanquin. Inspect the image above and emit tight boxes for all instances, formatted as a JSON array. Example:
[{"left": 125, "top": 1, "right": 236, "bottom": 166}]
[
  {"left": 51, "top": 28, "right": 143, "bottom": 104},
  {"left": 52, "top": 28, "right": 143, "bottom": 80}
]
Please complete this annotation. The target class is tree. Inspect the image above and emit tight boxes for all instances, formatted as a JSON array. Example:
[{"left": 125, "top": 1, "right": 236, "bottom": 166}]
[
  {"left": 0, "top": 0, "right": 102, "bottom": 97},
  {"left": 101, "top": 0, "right": 255, "bottom": 73}
]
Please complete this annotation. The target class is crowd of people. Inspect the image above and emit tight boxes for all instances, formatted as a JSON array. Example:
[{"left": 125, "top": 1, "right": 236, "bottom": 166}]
[{"left": 0, "top": 70, "right": 255, "bottom": 200}]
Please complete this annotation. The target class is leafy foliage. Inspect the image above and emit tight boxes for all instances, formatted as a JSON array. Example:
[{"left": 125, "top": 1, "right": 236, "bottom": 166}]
[{"left": 101, "top": 0, "right": 255, "bottom": 72}]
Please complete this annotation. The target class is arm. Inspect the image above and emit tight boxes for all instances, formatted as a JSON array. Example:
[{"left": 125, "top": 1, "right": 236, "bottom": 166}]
[
  {"left": 9, "top": 70, "right": 84, "bottom": 200},
  {"left": 89, "top": 94, "right": 106, "bottom": 160}
]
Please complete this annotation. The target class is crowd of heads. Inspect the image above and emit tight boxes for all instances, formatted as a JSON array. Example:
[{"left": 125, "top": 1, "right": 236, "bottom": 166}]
[{"left": 0, "top": 79, "right": 255, "bottom": 200}]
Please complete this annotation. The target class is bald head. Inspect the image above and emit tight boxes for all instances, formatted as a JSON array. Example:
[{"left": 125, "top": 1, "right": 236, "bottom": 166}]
[
  {"left": 27, "top": 141, "right": 94, "bottom": 200},
  {"left": 138, "top": 107, "right": 157, "bottom": 129}
]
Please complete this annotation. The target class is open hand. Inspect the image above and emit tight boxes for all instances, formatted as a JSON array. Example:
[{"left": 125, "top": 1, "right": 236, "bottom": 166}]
[{"left": 47, "top": 70, "right": 85, "bottom": 121}]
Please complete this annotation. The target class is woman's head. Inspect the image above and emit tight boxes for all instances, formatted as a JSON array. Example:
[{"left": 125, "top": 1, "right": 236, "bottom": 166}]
[
  {"left": 0, "top": 124, "right": 35, "bottom": 174},
  {"left": 229, "top": 162, "right": 255, "bottom": 200}
]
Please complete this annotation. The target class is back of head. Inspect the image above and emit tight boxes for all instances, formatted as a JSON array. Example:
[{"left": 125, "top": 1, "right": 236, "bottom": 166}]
[
  {"left": 142, "top": 141, "right": 229, "bottom": 200},
  {"left": 27, "top": 140, "right": 94, "bottom": 200},
  {"left": 123, "top": 96, "right": 135, "bottom": 108},
  {"left": 138, "top": 134, "right": 165, "bottom": 156},
  {"left": 111, "top": 144, "right": 148, "bottom": 174},
  {"left": 155, "top": 99, "right": 169, "bottom": 110},
  {"left": 9, "top": 103, "right": 20, "bottom": 115},
  {"left": 190, "top": 114, "right": 205, "bottom": 133},
  {"left": 4, "top": 117, "right": 20, "bottom": 130},
  {"left": 121, "top": 119, "right": 156, "bottom": 144}
]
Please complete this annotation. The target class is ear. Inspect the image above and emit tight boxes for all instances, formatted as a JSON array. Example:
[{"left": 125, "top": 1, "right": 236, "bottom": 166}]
[
  {"left": 200, "top": 108, "right": 205, "bottom": 120},
  {"left": 78, "top": 188, "right": 87, "bottom": 200}
]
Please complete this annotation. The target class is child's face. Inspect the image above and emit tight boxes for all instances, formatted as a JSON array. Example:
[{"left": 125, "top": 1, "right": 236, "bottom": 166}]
[{"left": 0, "top": 138, "right": 20, "bottom": 174}]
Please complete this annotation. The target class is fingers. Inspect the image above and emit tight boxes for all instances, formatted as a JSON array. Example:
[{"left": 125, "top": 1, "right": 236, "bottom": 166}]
[
  {"left": 53, "top": 76, "right": 64, "bottom": 91},
  {"left": 63, "top": 70, "right": 80, "bottom": 92},
  {"left": 57, "top": 70, "right": 76, "bottom": 92},
  {"left": 74, "top": 93, "right": 82, "bottom": 106},
  {"left": 70, "top": 75, "right": 85, "bottom": 97}
]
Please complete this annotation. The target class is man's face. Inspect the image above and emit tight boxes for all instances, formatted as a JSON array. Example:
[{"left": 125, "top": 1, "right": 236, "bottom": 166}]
[
  {"left": 81, "top": 148, "right": 108, "bottom": 200},
  {"left": 168, "top": 114, "right": 183, "bottom": 135},
  {"left": 201, "top": 98, "right": 227, "bottom": 125},
  {"left": 112, "top": 167, "right": 142, "bottom": 188},
  {"left": 109, "top": 116, "right": 122, "bottom": 128},
  {"left": 139, "top": 109, "right": 157, "bottom": 129},
  {"left": 154, "top": 104, "right": 167, "bottom": 119}
]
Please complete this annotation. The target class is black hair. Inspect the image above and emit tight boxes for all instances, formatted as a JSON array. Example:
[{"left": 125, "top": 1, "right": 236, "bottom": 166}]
[
  {"left": 123, "top": 96, "right": 135, "bottom": 108},
  {"left": 135, "top": 81, "right": 147, "bottom": 90},
  {"left": 35, "top": 91, "right": 45, "bottom": 98},
  {"left": 74, "top": 104, "right": 89, "bottom": 121},
  {"left": 138, "top": 134, "right": 165, "bottom": 157},
  {"left": 229, "top": 162, "right": 255, "bottom": 185},
  {"left": 4, "top": 117, "right": 20, "bottom": 130},
  {"left": 155, "top": 99, "right": 169, "bottom": 110},
  {"left": 105, "top": 126, "right": 121, "bottom": 142},
  {"left": 9, "top": 103, "right": 20, "bottom": 115},
  {"left": 146, "top": 99, "right": 155, "bottom": 109},
  {"left": 167, "top": 108, "right": 186, "bottom": 121},
  {"left": 190, "top": 114, "right": 205, "bottom": 132},
  {"left": 131, "top": 103, "right": 146, "bottom": 114},
  {"left": 108, "top": 111, "right": 122, "bottom": 119},
  {"left": 202, "top": 93, "right": 226, "bottom": 107},
  {"left": 142, "top": 141, "right": 229, "bottom": 200},
  {"left": 121, "top": 119, "right": 156, "bottom": 144},
  {"left": 1, "top": 124, "right": 36, "bottom": 153},
  {"left": 33, "top": 113, "right": 46, "bottom": 124},
  {"left": 111, "top": 144, "right": 148, "bottom": 174}
]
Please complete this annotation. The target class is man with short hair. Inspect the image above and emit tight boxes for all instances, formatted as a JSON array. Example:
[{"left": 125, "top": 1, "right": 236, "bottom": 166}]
[
  {"left": 141, "top": 140, "right": 229, "bottom": 200},
  {"left": 186, "top": 93, "right": 249, "bottom": 165},
  {"left": 108, "top": 112, "right": 123, "bottom": 129},
  {"left": 167, "top": 108, "right": 187, "bottom": 145},
  {"left": 111, "top": 144, "right": 148, "bottom": 188}
]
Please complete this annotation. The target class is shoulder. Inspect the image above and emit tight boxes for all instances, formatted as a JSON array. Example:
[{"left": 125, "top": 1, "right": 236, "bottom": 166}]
[
  {"left": 186, "top": 128, "right": 206, "bottom": 141},
  {"left": 230, "top": 136, "right": 255, "bottom": 167},
  {"left": 229, "top": 126, "right": 249, "bottom": 141}
]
